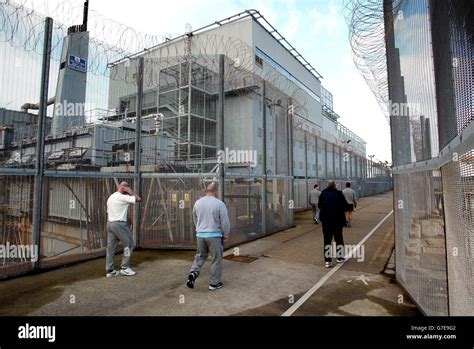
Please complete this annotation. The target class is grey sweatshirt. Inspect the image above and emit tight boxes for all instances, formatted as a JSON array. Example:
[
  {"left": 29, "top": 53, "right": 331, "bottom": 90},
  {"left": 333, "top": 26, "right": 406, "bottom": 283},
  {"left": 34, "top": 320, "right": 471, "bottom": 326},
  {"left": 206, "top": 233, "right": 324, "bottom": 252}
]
[
  {"left": 309, "top": 189, "right": 321, "bottom": 205},
  {"left": 342, "top": 188, "right": 357, "bottom": 205},
  {"left": 193, "top": 196, "right": 231, "bottom": 238}
]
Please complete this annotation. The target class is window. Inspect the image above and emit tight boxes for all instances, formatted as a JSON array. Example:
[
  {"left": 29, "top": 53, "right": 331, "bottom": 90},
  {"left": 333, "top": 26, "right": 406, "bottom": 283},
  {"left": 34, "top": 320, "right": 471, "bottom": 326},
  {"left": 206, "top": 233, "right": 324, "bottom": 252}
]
[
  {"left": 120, "top": 100, "right": 130, "bottom": 113},
  {"left": 255, "top": 55, "right": 263, "bottom": 68},
  {"left": 321, "top": 86, "right": 334, "bottom": 109},
  {"left": 257, "top": 128, "right": 263, "bottom": 137},
  {"left": 299, "top": 162, "right": 303, "bottom": 169},
  {"left": 120, "top": 98, "right": 136, "bottom": 113},
  {"left": 256, "top": 47, "right": 321, "bottom": 103}
]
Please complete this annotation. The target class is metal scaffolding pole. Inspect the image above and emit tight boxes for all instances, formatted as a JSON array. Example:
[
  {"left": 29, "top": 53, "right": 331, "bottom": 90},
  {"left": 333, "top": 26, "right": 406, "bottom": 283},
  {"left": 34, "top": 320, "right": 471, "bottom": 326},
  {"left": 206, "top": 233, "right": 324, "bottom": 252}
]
[
  {"left": 133, "top": 57, "right": 144, "bottom": 246},
  {"left": 217, "top": 54, "right": 225, "bottom": 202},
  {"left": 32, "top": 17, "right": 53, "bottom": 269}
]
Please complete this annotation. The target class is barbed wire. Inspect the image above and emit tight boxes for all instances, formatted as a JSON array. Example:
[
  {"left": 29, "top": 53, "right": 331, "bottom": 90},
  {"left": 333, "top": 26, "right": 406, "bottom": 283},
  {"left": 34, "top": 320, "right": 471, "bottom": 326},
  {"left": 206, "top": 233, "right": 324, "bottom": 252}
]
[
  {"left": 343, "top": 0, "right": 403, "bottom": 119},
  {"left": 0, "top": 0, "right": 377, "bottom": 164},
  {"left": 0, "top": 0, "right": 309, "bottom": 116}
]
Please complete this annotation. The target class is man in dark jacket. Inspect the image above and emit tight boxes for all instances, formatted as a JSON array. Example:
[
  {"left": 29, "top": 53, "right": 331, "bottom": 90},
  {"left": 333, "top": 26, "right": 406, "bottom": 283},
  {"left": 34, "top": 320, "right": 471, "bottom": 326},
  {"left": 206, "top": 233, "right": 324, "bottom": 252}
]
[{"left": 318, "top": 180, "right": 348, "bottom": 268}]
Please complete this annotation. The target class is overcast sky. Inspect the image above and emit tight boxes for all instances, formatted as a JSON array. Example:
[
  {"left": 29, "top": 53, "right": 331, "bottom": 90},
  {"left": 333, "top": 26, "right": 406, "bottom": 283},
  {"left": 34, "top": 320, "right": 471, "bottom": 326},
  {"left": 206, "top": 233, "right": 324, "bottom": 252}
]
[{"left": 19, "top": 0, "right": 392, "bottom": 162}]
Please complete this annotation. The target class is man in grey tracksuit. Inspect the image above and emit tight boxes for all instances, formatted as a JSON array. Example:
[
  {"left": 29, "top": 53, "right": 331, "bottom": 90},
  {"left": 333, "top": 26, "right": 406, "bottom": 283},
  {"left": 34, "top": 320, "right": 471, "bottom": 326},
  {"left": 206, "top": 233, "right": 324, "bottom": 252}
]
[
  {"left": 186, "top": 183, "right": 230, "bottom": 291},
  {"left": 309, "top": 184, "right": 321, "bottom": 224},
  {"left": 342, "top": 182, "right": 357, "bottom": 227}
]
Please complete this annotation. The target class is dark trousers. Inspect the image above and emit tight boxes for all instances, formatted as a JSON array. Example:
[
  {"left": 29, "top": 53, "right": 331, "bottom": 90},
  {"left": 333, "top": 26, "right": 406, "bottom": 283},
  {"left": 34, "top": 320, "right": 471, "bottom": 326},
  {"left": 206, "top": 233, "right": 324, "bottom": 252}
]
[{"left": 322, "top": 222, "right": 345, "bottom": 262}]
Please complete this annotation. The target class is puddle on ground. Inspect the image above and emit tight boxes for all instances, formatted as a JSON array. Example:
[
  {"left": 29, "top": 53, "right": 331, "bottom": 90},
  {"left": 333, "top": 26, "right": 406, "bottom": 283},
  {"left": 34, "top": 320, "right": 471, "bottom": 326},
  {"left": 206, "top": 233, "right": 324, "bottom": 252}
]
[{"left": 0, "top": 250, "right": 193, "bottom": 315}]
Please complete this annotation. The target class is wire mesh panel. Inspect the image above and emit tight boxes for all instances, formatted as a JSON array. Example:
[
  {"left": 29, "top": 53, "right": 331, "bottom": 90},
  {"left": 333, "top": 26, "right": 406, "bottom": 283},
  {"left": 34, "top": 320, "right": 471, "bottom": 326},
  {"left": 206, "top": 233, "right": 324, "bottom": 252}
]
[
  {"left": 225, "top": 177, "right": 263, "bottom": 246},
  {"left": 266, "top": 177, "right": 292, "bottom": 235},
  {"left": 441, "top": 149, "right": 474, "bottom": 315},
  {"left": 139, "top": 175, "right": 207, "bottom": 249},
  {"left": 394, "top": 171, "right": 448, "bottom": 315},
  {"left": 0, "top": 175, "right": 35, "bottom": 277},
  {"left": 39, "top": 175, "right": 133, "bottom": 268},
  {"left": 293, "top": 179, "right": 309, "bottom": 211}
]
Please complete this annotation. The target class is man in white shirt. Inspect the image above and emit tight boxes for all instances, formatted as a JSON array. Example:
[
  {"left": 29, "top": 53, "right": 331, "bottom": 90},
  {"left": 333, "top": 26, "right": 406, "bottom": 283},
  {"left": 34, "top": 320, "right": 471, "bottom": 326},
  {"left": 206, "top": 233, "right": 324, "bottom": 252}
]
[{"left": 105, "top": 181, "right": 141, "bottom": 277}]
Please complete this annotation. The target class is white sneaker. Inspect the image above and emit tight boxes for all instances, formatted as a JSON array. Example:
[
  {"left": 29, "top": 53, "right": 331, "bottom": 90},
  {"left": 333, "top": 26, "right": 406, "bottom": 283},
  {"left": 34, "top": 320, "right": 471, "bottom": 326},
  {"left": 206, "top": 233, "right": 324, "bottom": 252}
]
[
  {"left": 106, "top": 270, "right": 120, "bottom": 278},
  {"left": 120, "top": 267, "right": 136, "bottom": 276},
  {"left": 325, "top": 262, "right": 332, "bottom": 268}
]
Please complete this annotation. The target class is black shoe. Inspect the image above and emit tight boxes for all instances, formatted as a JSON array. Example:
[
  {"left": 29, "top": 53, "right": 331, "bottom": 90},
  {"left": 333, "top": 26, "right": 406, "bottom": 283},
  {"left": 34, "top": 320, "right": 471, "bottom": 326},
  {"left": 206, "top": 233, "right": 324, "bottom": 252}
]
[
  {"left": 337, "top": 257, "right": 347, "bottom": 263},
  {"left": 208, "top": 282, "right": 224, "bottom": 291},
  {"left": 186, "top": 272, "right": 198, "bottom": 289}
]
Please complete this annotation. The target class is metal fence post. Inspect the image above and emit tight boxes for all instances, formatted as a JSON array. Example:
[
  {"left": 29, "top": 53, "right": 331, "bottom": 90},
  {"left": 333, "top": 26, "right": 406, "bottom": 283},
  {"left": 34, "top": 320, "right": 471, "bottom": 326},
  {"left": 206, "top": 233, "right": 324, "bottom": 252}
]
[
  {"left": 31, "top": 17, "right": 53, "bottom": 270},
  {"left": 315, "top": 135, "right": 319, "bottom": 182},
  {"left": 304, "top": 131, "right": 308, "bottom": 209},
  {"left": 339, "top": 145, "right": 343, "bottom": 186},
  {"left": 217, "top": 54, "right": 225, "bottom": 202},
  {"left": 133, "top": 57, "right": 144, "bottom": 246},
  {"left": 324, "top": 140, "right": 328, "bottom": 181},
  {"left": 287, "top": 99, "right": 294, "bottom": 226}
]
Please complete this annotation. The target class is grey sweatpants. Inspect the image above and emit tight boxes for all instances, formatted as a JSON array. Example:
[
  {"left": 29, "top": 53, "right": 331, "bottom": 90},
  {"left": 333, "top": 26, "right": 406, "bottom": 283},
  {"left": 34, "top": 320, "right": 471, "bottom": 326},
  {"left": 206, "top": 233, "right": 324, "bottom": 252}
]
[
  {"left": 106, "top": 221, "right": 135, "bottom": 272},
  {"left": 190, "top": 237, "right": 223, "bottom": 285},
  {"left": 311, "top": 204, "right": 320, "bottom": 221}
]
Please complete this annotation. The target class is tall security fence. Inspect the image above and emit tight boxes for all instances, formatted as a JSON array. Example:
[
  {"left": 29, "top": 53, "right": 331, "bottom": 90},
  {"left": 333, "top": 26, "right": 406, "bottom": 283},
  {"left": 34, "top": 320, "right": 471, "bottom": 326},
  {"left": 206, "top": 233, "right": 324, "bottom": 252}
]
[
  {"left": 0, "top": 2, "right": 392, "bottom": 279},
  {"left": 0, "top": 167, "right": 389, "bottom": 278},
  {"left": 347, "top": 0, "right": 473, "bottom": 315}
]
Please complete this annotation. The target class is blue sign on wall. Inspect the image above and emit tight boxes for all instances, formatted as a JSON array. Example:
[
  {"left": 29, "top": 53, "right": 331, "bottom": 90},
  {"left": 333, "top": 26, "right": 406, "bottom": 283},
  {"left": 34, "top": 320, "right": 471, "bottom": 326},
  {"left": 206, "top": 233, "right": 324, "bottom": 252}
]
[{"left": 68, "top": 54, "right": 87, "bottom": 73}]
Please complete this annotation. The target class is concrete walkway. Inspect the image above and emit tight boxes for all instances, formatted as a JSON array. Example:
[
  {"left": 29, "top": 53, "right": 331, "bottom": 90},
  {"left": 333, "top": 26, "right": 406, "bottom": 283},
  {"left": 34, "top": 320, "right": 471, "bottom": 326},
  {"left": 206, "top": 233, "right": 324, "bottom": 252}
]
[{"left": 0, "top": 192, "right": 419, "bottom": 316}]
